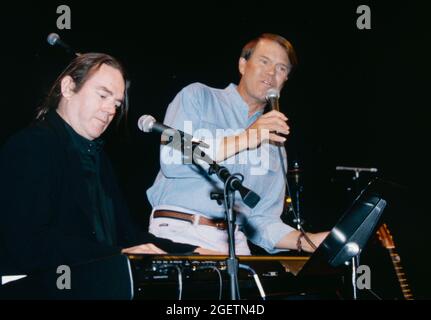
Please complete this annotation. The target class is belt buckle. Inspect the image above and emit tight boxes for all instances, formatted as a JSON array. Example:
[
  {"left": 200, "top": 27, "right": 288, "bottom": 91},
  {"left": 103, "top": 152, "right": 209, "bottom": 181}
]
[
  {"left": 215, "top": 222, "right": 225, "bottom": 230},
  {"left": 191, "top": 214, "right": 199, "bottom": 225}
]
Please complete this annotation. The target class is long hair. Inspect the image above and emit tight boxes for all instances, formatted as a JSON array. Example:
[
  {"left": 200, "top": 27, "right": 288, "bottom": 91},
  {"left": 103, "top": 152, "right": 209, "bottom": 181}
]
[
  {"left": 36, "top": 53, "right": 129, "bottom": 125},
  {"left": 240, "top": 33, "right": 298, "bottom": 73}
]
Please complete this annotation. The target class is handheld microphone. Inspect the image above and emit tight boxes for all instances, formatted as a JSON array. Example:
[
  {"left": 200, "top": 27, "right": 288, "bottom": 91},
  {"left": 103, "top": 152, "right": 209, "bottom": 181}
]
[
  {"left": 265, "top": 88, "right": 280, "bottom": 111},
  {"left": 47, "top": 33, "right": 79, "bottom": 56},
  {"left": 137, "top": 115, "right": 209, "bottom": 148}
]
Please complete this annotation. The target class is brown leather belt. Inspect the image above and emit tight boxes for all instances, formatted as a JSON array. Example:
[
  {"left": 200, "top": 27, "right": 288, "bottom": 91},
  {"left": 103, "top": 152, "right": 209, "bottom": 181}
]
[{"left": 153, "top": 210, "right": 227, "bottom": 230}]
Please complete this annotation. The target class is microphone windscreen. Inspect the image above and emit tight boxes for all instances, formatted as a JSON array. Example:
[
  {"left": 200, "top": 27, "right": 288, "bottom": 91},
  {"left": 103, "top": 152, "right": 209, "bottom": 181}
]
[
  {"left": 265, "top": 88, "right": 280, "bottom": 100},
  {"left": 47, "top": 33, "right": 60, "bottom": 46},
  {"left": 138, "top": 115, "right": 156, "bottom": 132}
]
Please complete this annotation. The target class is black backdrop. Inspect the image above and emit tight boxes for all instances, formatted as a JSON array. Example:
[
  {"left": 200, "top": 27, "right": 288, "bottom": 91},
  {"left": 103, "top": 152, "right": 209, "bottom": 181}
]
[{"left": 1, "top": 1, "right": 429, "bottom": 298}]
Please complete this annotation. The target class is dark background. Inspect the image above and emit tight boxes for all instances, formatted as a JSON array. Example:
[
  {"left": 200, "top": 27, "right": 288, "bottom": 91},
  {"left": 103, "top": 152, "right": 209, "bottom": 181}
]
[{"left": 0, "top": 1, "right": 429, "bottom": 298}]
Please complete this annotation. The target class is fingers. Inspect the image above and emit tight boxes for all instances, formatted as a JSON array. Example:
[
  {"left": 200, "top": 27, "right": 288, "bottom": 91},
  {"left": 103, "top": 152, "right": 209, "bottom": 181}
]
[
  {"left": 146, "top": 243, "right": 168, "bottom": 254},
  {"left": 194, "top": 247, "right": 224, "bottom": 255},
  {"left": 122, "top": 243, "right": 167, "bottom": 254},
  {"left": 267, "top": 121, "right": 290, "bottom": 135},
  {"left": 254, "top": 112, "right": 290, "bottom": 134},
  {"left": 261, "top": 110, "right": 288, "bottom": 121},
  {"left": 259, "top": 117, "right": 289, "bottom": 131},
  {"left": 250, "top": 121, "right": 289, "bottom": 136},
  {"left": 257, "top": 122, "right": 290, "bottom": 140},
  {"left": 306, "top": 232, "right": 330, "bottom": 252},
  {"left": 269, "top": 133, "right": 287, "bottom": 143}
]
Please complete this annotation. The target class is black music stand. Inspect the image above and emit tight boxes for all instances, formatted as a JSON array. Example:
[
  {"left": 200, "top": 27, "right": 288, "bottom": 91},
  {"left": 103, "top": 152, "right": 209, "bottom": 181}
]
[{"left": 298, "top": 178, "right": 391, "bottom": 299}]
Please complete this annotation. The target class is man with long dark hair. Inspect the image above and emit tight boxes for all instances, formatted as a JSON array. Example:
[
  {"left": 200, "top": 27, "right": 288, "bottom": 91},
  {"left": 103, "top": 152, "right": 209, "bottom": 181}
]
[{"left": 0, "top": 53, "right": 204, "bottom": 277}]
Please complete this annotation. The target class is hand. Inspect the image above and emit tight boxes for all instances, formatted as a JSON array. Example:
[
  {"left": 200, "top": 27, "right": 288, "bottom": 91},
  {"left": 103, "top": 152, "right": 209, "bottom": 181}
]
[
  {"left": 122, "top": 243, "right": 167, "bottom": 254},
  {"left": 193, "top": 247, "right": 225, "bottom": 255},
  {"left": 244, "top": 110, "right": 290, "bottom": 149},
  {"left": 276, "top": 230, "right": 330, "bottom": 253},
  {"left": 302, "top": 231, "right": 330, "bottom": 253},
  {"left": 217, "top": 110, "right": 289, "bottom": 162}
]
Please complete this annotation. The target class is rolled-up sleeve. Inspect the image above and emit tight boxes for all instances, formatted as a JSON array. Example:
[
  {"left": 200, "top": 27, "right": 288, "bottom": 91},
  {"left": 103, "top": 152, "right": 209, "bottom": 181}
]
[{"left": 242, "top": 147, "right": 296, "bottom": 254}]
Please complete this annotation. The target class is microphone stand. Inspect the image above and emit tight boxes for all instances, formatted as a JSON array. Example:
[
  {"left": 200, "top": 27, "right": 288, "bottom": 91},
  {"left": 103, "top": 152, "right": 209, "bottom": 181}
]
[{"left": 172, "top": 134, "right": 260, "bottom": 300}]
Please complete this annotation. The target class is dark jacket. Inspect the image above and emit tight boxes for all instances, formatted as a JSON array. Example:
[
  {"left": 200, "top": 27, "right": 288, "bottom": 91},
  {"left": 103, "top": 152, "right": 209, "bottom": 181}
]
[{"left": 0, "top": 111, "right": 195, "bottom": 275}]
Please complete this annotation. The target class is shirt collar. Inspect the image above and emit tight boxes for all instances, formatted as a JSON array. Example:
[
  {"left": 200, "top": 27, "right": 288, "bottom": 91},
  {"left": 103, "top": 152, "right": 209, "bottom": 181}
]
[
  {"left": 62, "top": 118, "right": 104, "bottom": 156},
  {"left": 224, "top": 83, "right": 264, "bottom": 124}
]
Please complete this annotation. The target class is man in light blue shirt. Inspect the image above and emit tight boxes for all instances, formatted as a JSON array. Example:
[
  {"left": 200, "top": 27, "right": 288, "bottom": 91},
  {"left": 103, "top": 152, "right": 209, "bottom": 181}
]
[{"left": 147, "top": 34, "right": 328, "bottom": 255}]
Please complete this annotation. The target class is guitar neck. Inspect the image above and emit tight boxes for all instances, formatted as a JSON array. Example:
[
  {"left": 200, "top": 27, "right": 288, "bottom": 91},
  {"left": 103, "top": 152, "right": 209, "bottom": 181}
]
[{"left": 387, "top": 248, "right": 414, "bottom": 300}]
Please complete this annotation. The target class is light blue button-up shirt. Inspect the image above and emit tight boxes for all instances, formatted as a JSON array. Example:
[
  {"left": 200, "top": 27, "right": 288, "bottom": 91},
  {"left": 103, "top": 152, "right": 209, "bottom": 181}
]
[{"left": 147, "top": 83, "right": 295, "bottom": 253}]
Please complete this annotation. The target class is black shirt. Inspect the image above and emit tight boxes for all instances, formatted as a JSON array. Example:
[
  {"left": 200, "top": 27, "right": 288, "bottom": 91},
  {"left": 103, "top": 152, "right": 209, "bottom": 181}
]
[{"left": 63, "top": 121, "right": 117, "bottom": 246}]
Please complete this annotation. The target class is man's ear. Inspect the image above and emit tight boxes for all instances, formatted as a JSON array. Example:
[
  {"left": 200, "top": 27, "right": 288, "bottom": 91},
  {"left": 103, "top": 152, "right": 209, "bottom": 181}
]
[
  {"left": 60, "top": 76, "right": 76, "bottom": 99},
  {"left": 238, "top": 57, "right": 247, "bottom": 76}
]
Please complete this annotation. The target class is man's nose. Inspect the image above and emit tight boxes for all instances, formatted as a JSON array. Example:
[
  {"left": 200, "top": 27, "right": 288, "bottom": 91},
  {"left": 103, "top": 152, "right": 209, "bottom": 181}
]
[
  {"left": 102, "top": 101, "right": 117, "bottom": 114},
  {"left": 266, "top": 64, "right": 276, "bottom": 75}
]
